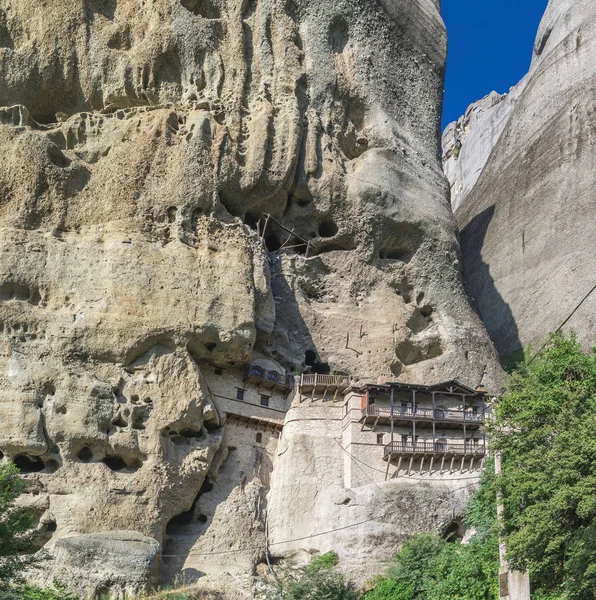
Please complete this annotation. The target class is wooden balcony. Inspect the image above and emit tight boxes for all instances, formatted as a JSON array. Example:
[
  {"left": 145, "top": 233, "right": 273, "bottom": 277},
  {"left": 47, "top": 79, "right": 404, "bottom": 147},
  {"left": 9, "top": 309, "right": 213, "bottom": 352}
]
[
  {"left": 383, "top": 441, "right": 487, "bottom": 460},
  {"left": 244, "top": 364, "right": 294, "bottom": 392},
  {"left": 299, "top": 373, "right": 351, "bottom": 400},
  {"left": 361, "top": 404, "right": 484, "bottom": 430}
]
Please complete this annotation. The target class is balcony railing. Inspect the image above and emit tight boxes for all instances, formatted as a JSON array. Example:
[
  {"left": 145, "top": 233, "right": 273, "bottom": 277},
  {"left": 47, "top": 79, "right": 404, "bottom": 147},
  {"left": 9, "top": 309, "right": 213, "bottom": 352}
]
[
  {"left": 384, "top": 441, "right": 486, "bottom": 458},
  {"left": 362, "top": 404, "right": 484, "bottom": 424},
  {"left": 299, "top": 374, "right": 351, "bottom": 389},
  {"left": 244, "top": 364, "right": 294, "bottom": 391}
]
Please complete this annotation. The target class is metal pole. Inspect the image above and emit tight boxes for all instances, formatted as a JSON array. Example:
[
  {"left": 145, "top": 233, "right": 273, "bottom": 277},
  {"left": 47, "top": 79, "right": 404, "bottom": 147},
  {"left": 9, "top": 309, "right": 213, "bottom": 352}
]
[{"left": 390, "top": 387, "right": 395, "bottom": 446}]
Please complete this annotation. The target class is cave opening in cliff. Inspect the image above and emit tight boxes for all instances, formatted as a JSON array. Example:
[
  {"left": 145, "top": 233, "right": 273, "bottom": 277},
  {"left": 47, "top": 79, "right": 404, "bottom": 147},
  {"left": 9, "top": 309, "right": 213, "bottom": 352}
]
[
  {"left": 318, "top": 219, "right": 339, "bottom": 238},
  {"left": 304, "top": 349, "right": 330, "bottom": 374},
  {"left": 442, "top": 520, "right": 464, "bottom": 543},
  {"left": 166, "top": 477, "right": 214, "bottom": 534},
  {"left": 77, "top": 447, "right": 93, "bottom": 462},
  {"left": 13, "top": 454, "right": 45, "bottom": 473},
  {"left": 102, "top": 456, "right": 128, "bottom": 472}
]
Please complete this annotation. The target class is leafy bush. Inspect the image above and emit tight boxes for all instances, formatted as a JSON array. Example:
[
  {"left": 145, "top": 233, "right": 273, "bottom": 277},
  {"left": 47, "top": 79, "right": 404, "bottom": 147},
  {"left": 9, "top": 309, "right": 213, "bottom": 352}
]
[
  {"left": 306, "top": 551, "right": 340, "bottom": 575},
  {"left": 263, "top": 552, "right": 356, "bottom": 600},
  {"left": 0, "top": 580, "right": 79, "bottom": 600},
  {"left": 0, "top": 461, "right": 43, "bottom": 583}
]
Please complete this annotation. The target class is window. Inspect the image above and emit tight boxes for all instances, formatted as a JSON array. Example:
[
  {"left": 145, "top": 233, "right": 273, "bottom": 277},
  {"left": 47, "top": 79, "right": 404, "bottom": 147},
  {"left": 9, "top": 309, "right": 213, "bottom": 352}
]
[
  {"left": 256, "top": 433, "right": 263, "bottom": 444},
  {"left": 376, "top": 434, "right": 384, "bottom": 445},
  {"left": 214, "top": 367, "right": 223, "bottom": 376},
  {"left": 260, "top": 395, "right": 270, "bottom": 407},
  {"left": 236, "top": 388, "right": 245, "bottom": 401}
]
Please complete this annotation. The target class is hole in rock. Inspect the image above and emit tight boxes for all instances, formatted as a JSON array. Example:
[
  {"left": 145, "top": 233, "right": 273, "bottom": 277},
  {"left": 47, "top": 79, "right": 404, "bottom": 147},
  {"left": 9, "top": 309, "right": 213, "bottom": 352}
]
[
  {"left": 420, "top": 306, "right": 433, "bottom": 318},
  {"left": 77, "top": 447, "right": 93, "bottom": 463},
  {"left": 329, "top": 15, "right": 349, "bottom": 53},
  {"left": 112, "top": 415, "right": 128, "bottom": 428},
  {"left": 43, "top": 382, "right": 56, "bottom": 397},
  {"left": 396, "top": 338, "right": 443, "bottom": 366},
  {"left": 102, "top": 456, "right": 127, "bottom": 472},
  {"left": 180, "top": 0, "right": 220, "bottom": 18},
  {"left": 131, "top": 414, "right": 146, "bottom": 431},
  {"left": 0, "top": 449, "right": 3, "bottom": 460},
  {"left": 443, "top": 520, "right": 464, "bottom": 543},
  {"left": 264, "top": 232, "right": 282, "bottom": 253},
  {"left": 167, "top": 206, "right": 178, "bottom": 223},
  {"left": 180, "top": 428, "right": 202, "bottom": 439},
  {"left": 244, "top": 212, "right": 260, "bottom": 231},
  {"left": 47, "top": 144, "right": 71, "bottom": 168},
  {"left": 318, "top": 220, "right": 338, "bottom": 238},
  {"left": 379, "top": 247, "right": 412, "bottom": 262},
  {"left": 204, "top": 342, "right": 217, "bottom": 352},
  {"left": 166, "top": 477, "right": 214, "bottom": 534},
  {"left": 304, "top": 350, "right": 330, "bottom": 374},
  {"left": 170, "top": 436, "right": 187, "bottom": 446},
  {"left": 13, "top": 455, "right": 45, "bottom": 473},
  {"left": 45, "top": 520, "right": 57, "bottom": 533}
]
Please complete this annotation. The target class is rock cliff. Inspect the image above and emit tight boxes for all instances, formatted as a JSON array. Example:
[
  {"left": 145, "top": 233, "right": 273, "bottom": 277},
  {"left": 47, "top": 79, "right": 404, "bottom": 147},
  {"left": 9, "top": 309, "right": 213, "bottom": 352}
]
[
  {"left": 0, "top": 0, "right": 500, "bottom": 597},
  {"left": 445, "top": 0, "right": 596, "bottom": 358}
]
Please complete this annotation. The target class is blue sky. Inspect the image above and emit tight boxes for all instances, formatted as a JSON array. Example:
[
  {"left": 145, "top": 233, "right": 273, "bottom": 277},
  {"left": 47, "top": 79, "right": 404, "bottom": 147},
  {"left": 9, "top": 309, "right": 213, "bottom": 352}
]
[{"left": 442, "top": 0, "right": 549, "bottom": 129}]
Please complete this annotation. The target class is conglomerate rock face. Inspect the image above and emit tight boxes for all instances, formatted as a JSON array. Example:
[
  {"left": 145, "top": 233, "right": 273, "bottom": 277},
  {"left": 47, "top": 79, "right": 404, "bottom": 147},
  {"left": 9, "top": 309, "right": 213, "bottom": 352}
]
[
  {"left": 0, "top": 0, "right": 500, "bottom": 596},
  {"left": 445, "top": 0, "right": 596, "bottom": 358}
]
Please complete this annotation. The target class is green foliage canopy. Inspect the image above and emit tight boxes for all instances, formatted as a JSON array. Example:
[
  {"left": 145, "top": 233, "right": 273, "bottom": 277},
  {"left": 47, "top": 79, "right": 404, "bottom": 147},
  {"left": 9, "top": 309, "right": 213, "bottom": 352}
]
[
  {"left": 0, "top": 461, "right": 41, "bottom": 584},
  {"left": 491, "top": 333, "right": 596, "bottom": 599}
]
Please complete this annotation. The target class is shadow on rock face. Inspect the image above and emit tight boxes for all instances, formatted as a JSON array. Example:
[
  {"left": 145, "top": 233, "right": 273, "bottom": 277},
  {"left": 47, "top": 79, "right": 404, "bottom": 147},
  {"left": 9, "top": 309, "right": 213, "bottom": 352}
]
[{"left": 460, "top": 204, "right": 521, "bottom": 363}]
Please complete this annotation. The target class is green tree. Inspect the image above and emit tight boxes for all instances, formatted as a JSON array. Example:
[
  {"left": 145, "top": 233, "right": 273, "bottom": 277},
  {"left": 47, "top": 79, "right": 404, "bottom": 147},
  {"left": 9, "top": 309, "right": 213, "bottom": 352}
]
[
  {"left": 364, "top": 465, "right": 499, "bottom": 600},
  {"left": 0, "top": 461, "right": 41, "bottom": 584},
  {"left": 263, "top": 552, "right": 357, "bottom": 600},
  {"left": 491, "top": 333, "right": 596, "bottom": 599}
]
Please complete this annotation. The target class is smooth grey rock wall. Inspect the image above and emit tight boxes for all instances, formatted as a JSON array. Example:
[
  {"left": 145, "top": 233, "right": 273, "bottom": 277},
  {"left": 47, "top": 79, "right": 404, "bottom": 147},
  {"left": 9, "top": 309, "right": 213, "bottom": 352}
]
[{"left": 447, "top": 0, "right": 596, "bottom": 358}]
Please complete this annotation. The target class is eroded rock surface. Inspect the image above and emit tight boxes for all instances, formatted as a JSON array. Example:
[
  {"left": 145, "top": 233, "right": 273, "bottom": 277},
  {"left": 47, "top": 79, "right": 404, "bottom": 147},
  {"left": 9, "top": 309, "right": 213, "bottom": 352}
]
[
  {"left": 0, "top": 0, "right": 500, "bottom": 596},
  {"left": 445, "top": 0, "right": 596, "bottom": 358}
]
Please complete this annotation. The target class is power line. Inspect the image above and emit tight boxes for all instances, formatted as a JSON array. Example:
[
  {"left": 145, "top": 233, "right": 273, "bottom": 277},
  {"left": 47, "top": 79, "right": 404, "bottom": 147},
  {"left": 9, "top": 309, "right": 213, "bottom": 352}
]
[{"left": 527, "top": 281, "right": 596, "bottom": 366}]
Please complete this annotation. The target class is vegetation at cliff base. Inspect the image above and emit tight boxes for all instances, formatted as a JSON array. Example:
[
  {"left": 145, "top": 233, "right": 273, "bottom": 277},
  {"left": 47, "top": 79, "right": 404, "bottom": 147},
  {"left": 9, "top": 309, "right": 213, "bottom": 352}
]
[
  {"left": 491, "top": 333, "right": 596, "bottom": 599},
  {"left": 263, "top": 551, "right": 357, "bottom": 600},
  {"left": 363, "top": 463, "right": 499, "bottom": 600},
  {"left": 0, "top": 461, "right": 41, "bottom": 584}
]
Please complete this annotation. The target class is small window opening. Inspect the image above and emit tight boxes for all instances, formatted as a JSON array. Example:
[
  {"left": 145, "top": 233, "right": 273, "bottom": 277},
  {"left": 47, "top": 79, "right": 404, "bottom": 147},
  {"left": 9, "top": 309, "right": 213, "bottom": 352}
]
[
  {"left": 236, "top": 388, "right": 245, "bottom": 401},
  {"left": 214, "top": 367, "right": 223, "bottom": 376},
  {"left": 260, "top": 396, "right": 270, "bottom": 407},
  {"left": 376, "top": 434, "right": 384, "bottom": 445},
  {"left": 256, "top": 433, "right": 263, "bottom": 444}
]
